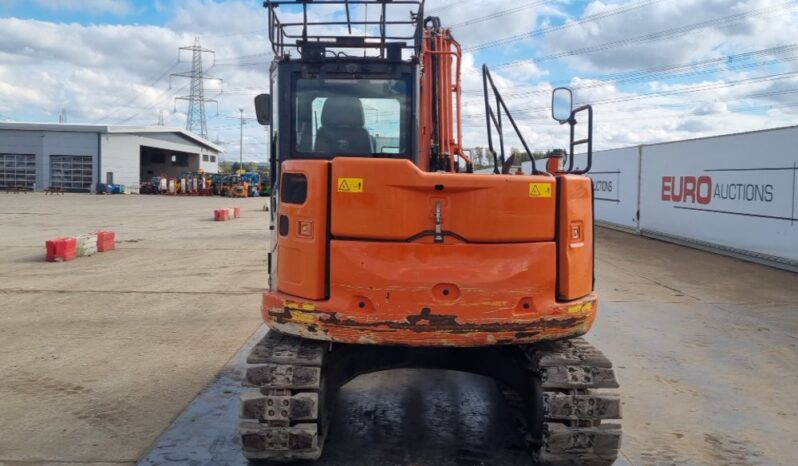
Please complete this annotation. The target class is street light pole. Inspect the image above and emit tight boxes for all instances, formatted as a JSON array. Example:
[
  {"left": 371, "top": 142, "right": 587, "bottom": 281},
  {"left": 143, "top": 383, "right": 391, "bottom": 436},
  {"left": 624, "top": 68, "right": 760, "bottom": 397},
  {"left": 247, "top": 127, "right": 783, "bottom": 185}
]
[{"left": 239, "top": 108, "right": 244, "bottom": 170}]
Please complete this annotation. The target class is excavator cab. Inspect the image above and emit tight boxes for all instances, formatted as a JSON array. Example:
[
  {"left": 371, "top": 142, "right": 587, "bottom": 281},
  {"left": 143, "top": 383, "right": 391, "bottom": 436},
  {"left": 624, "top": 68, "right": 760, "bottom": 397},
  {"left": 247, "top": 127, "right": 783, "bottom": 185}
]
[{"left": 242, "top": 1, "right": 620, "bottom": 465}]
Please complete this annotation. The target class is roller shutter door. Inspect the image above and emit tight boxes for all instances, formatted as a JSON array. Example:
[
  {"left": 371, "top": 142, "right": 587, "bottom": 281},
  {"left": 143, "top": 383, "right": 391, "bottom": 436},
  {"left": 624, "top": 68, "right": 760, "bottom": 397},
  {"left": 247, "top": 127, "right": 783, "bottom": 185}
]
[
  {"left": 50, "top": 155, "right": 93, "bottom": 192},
  {"left": 0, "top": 153, "right": 36, "bottom": 190}
]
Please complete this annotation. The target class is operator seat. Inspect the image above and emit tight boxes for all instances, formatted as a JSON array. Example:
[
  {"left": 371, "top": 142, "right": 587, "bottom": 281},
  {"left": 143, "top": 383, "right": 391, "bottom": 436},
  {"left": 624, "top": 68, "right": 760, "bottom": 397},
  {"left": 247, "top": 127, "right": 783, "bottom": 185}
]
[{"left": 314, "top": 97, "right": 373, "bottom": 154}]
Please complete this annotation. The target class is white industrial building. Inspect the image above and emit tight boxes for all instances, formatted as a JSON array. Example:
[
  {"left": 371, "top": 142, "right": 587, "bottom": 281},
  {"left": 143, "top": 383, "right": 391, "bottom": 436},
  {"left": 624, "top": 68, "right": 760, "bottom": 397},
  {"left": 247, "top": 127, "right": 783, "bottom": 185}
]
[{"left": 0, "top": 122, "right": 222, "bottom": 193}]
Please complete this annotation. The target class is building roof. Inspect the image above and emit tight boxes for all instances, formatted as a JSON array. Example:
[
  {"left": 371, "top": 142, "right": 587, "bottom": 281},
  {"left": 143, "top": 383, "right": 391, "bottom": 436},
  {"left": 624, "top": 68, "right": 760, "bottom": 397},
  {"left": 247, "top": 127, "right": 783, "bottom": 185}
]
[{"left": 0, "top": 122, "right": 224, "bottom": 153}]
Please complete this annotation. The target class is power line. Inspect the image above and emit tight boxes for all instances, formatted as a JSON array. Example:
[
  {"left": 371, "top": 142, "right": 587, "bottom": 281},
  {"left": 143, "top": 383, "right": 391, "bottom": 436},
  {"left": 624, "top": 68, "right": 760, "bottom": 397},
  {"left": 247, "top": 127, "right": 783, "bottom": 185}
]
[
  {"left": 211, "top": 52, "right": 273, "bottom": 69},
  {"left": 463, "top": 43, "right": 798, "bottom": 97},
  {"left": 202, "top": 29, "right": 268, "bottom": 39},
  {"left": 464, "top": 0, "right": 666, "bottom": 52},
  {"left": 215, "top": 52, "right": 272, "bottom": 63},
  {"left": 426, "top": 0, "right": 480, "bottom": 15},
  {"left": 550, "top": 71, "right": 798, "bottom": 112},
  {"left": 488, "top": 0, "right": 798, "bottom": 68},
  {"left": 206, "top": 0, "right": 614, "bottom": 47},
  {"left": 463, "top": 54, "right": 798, "bottom": 106},
  {"left": 113, "top": 82, "right": 190, "bottom": 125},
  {"left": 201, "top": 0, "right": 462, "bottom": 40},
  {"left": 595, "top": 100, "right": 798, "bottom": 124},
  {"left": 448, "top": 0, "right": 555, "bottom": 29},
  {"left": 219, "top": 44, "right": 798, "bottom": 106},
  {"left": 208, "top": 1, "right": 555, "bottom": 62},
  {"left": 461, "top": 70, "right": 798, "bottom": 121},
  {"left": 461, "top": 87, "right": 798, "bottom": 127},
  {"left": 91, "top": 61, "right": 179, "bottom": 124}
]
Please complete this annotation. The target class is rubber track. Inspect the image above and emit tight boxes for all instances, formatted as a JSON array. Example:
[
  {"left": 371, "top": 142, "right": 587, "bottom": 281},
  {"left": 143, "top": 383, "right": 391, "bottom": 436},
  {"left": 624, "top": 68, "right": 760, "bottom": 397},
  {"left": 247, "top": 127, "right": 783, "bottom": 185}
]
[
  {"left": 239, "top": 333, "right": 620, "bottom": 464},
  {"left": 239, "top": 331, "right": 328, "bottom": 461},
  {"left": 525, "top": 338, "right": 622, "bottom": 466}
]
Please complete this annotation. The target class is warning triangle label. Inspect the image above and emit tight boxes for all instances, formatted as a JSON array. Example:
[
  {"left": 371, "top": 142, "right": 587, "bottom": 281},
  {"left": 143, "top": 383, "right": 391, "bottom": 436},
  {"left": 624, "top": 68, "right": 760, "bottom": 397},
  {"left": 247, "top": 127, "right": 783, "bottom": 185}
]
[
  {"left": 337, "top": 177, "right": 364, "bottom": 193},
  {"left": 529, "top": 182, "right": 552, "bottom": 198}
]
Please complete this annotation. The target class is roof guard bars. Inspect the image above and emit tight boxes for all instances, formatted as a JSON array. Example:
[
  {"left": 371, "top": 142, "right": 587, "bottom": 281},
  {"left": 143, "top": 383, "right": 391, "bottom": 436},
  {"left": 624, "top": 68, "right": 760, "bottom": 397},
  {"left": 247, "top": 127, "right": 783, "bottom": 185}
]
[
  {"left": 482, "top": 65, "right": 539, "bottom": 175},
  {"left": 264, "top": 0, "right": 425, "bottom": 58}
]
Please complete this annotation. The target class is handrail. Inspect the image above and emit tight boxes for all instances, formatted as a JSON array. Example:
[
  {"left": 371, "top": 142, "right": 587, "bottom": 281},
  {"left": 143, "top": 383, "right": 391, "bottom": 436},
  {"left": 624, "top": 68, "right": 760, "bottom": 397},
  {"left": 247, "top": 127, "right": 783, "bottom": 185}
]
[
  {"left": 565, "top": 104, "right": 594, "bottom": 174},
  {"left": 482, "top": 65, "right": 539, "bottom": 175}
]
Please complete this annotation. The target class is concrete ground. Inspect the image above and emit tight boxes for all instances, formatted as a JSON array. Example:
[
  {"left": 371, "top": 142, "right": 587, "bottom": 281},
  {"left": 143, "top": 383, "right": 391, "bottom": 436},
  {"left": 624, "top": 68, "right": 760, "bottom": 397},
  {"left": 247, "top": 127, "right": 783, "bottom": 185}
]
[
  {"left": 1, "top": 194, "right": 796, "bottom": 465},
  {"left": 593, "top": 229, "right": 798, "bottom": 465},
  {"left": 0, "top": 194, "right": 267, "bottom": 465}
]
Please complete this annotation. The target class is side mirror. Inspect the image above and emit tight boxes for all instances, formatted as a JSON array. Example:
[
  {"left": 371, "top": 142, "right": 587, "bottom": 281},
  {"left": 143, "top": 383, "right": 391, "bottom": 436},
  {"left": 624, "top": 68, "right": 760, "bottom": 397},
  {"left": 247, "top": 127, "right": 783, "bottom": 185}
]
[
  {"left": 552, "top": 87, "right": 573, "bottom": 123},
  {"left": 254, "top": 93, "right": 272, "bottom": 126}
]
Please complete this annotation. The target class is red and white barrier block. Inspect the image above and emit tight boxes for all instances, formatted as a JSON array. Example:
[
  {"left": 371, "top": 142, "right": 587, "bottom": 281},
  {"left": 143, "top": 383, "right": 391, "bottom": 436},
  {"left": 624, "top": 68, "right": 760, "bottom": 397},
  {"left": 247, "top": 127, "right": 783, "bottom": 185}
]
[
  {"left": 214, "top": 209, "right": 229, "bottom": 221},
  {"left": 96, "top": 231, "right": 116, "bottom": 252},
  {"left": 46, "top": 237, "right": 78, "bottom": 262},
  {"left": 77, "top": 234, "right": 98, "bottom": 257},
  {"left": 45, "top": 231, "right": 116, "bottom": 262},
  {"left": 214, "top": 207, "right": 242, "bottom": 222}
]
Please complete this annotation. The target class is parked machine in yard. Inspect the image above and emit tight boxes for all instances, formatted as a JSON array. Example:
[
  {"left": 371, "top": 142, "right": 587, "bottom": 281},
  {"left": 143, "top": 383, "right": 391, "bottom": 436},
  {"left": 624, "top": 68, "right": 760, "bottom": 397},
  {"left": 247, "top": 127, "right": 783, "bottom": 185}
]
[
  {"left": 241, "top": 1, "right": 621, "bottom": 464},
  {"left": 241, "top": 172, "right": 262, "bottom": 197}
]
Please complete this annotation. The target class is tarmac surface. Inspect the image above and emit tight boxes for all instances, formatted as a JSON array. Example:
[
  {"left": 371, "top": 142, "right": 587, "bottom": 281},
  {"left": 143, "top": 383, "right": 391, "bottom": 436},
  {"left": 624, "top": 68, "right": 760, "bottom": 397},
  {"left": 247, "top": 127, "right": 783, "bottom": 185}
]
[{"left": 1, "top": 194, "right": 796, "bottom": 465}]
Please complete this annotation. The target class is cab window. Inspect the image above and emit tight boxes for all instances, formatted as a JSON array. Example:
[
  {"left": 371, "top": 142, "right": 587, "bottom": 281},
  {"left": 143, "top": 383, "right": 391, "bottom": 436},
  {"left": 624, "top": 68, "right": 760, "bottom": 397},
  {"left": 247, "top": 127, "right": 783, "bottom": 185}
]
[{"left": 293, "top": 78, "right": 410, "bottom": 157}]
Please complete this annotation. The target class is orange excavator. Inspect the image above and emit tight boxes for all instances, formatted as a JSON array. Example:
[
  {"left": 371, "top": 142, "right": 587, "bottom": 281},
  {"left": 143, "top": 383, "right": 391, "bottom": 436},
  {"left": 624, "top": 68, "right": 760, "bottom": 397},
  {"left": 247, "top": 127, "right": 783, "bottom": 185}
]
[{"left": 241, "top": 1, "right": 621, "bottom": 464}]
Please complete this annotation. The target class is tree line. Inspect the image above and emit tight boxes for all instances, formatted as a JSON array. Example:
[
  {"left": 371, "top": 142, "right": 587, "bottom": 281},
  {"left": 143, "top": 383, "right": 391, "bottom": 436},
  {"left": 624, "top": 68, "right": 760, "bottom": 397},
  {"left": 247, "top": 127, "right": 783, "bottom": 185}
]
[{"left": 469, "top": 147, "right": 551, "bottom": 170}]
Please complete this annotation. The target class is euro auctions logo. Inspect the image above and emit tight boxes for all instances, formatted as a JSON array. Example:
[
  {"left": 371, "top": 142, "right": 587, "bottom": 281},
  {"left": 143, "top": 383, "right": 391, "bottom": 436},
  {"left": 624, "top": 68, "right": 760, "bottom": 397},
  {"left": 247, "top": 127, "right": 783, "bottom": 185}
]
[
  {"left": 661, "top": 176, "right": 713, "bottom": 205},
  {"left": 661, "top": 176, "right": 775, "bottom": 205}
]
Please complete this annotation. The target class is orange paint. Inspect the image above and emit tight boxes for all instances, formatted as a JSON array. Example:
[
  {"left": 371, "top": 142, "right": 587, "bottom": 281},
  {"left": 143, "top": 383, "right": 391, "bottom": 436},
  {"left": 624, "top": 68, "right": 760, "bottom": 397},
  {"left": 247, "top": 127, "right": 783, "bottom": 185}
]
[
  {"left": 263, "top": 220, "right": 599, "bottom": 347},
  {"left": 557, "top": 175, "right": 594, "bottom": 300},
  {"left": 261, "top": 24, "right": 598, "bottom": 348},
  {"left": 331, "top": 157, "right": 556, "bottom": 242},
  {"left": 276, "top": 160, "right": 329, "bottom": 300},
  {"left": 419, "top": 27, "right": 466, "bottom": 171}
]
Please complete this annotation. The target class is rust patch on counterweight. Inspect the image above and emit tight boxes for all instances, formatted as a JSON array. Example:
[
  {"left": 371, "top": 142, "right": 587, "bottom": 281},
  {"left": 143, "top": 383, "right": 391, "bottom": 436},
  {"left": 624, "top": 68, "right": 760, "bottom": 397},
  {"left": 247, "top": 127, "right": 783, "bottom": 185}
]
[{"left": 268, "top": 306, "right": 587, "bottom": 336}]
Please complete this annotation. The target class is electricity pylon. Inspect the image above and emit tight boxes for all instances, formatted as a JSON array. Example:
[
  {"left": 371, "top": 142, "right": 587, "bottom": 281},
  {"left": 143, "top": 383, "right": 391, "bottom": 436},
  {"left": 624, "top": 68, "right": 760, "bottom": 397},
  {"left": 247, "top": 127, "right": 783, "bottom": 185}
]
[{"left": 171, "top": 38, "right": 221, "bottom": 139}]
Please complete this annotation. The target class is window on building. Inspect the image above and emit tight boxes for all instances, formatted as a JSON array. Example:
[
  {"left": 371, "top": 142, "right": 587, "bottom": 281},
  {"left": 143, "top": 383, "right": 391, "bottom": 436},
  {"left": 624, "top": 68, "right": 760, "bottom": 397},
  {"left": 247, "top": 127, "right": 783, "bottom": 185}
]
[
  {"left": 171, "top": 154, "right": 189, "bottom": 167},
  {"left": 210, "top": 156, "right": 217, "bottom": 163},
  {"left": 202, "top": 154, "right": 209, "bottom": 162}
]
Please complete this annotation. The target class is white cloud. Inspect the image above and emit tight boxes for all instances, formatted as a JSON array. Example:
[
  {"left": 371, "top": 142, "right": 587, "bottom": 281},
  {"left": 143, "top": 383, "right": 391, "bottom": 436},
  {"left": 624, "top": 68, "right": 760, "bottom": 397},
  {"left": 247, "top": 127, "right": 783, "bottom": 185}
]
[
  {"left": 540, "top": 0, "right": 798, "bottom": 73},
  {"left": 33, "top": 0, "right": 133, "bottom": 15}
]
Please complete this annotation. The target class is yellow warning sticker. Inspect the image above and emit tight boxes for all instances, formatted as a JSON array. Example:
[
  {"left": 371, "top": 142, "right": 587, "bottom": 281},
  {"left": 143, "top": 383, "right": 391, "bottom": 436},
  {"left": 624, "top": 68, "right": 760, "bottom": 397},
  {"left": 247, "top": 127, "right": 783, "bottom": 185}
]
[
  {"left": 529, "top": 182, "right": 553, "bottom": 198},
  {"left": 337, "top": 177, "right": 364, "bottom": 193}
]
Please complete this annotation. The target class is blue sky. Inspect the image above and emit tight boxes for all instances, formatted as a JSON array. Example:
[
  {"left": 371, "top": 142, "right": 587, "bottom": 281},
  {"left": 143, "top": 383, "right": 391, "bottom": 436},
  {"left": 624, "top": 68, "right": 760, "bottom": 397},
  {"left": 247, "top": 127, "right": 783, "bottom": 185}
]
[
  {"left": 1, "top": 0, "right": 797, "bottom": 161},
  {"left": 0, "top": 0, "right": 169, "bottom": 25}
]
